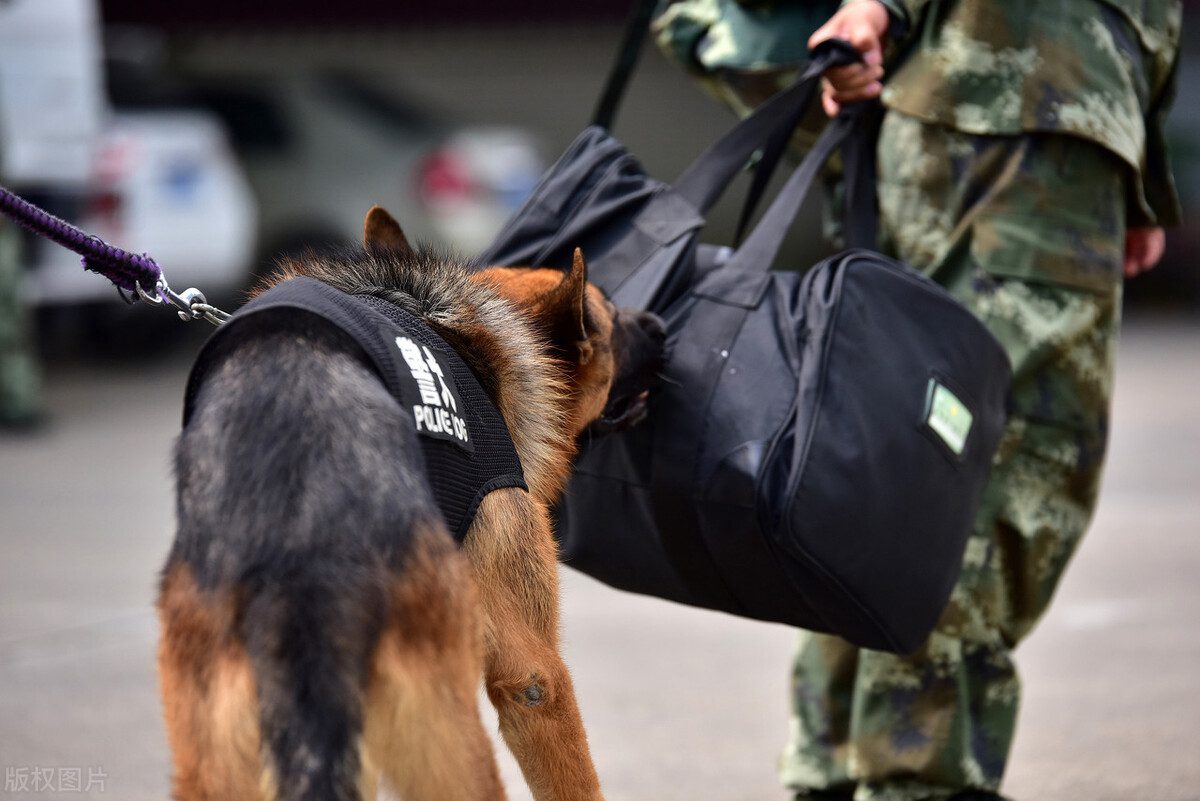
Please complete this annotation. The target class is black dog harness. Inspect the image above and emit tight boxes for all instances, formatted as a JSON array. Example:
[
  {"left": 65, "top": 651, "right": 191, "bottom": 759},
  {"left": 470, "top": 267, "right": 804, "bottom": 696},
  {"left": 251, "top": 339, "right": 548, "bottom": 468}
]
[{"left": 183, "top": 277, "right": 527, "bottom": 543}]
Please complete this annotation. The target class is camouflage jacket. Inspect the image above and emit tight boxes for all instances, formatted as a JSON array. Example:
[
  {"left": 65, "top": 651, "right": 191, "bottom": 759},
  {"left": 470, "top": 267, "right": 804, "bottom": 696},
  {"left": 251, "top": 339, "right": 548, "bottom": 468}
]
[{"left": 654, "top": 0, "right": 1182, "bottom": 226}]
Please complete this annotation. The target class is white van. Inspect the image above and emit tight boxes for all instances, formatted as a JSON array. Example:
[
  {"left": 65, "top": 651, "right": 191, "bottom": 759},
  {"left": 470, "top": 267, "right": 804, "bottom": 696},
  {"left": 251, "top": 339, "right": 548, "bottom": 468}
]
[
  {"left": 0, "top": 0, "right": 257, "bottom": 305},
  {"left": 0, "top": 0, "right": 104, "bottom": 187}
]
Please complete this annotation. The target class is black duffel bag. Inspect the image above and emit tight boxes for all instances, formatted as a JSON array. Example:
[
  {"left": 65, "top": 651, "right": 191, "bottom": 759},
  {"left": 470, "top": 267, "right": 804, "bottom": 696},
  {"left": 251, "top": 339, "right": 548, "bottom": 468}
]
[{"left": 480, "top": 43, "right": 1011, "bottom": 653}]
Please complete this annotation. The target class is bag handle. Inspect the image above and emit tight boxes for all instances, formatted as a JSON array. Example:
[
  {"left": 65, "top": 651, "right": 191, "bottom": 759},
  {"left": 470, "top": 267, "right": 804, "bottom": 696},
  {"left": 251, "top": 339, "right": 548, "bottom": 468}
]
[
  {"left": 590, "top": 3, "right": 862, "bottom": 245},
  {"left": 842, "top": 99, "right": 885, "bottom": 250},
  {"left": 723, "top": 99, "right": 882, "bottom": 274},
  {"left": 673, "top": 39, "right": 862, "bottom": 216},
  {"left": 591, "top": 0, "right": 661, "bottom": 130}
]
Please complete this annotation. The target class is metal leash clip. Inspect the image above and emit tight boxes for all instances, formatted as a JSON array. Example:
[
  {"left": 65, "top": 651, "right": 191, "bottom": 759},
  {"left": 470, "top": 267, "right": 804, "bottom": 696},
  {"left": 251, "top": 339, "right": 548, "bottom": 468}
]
[{"left": 134, "top": 276, "right": 231, "bottom": 327}]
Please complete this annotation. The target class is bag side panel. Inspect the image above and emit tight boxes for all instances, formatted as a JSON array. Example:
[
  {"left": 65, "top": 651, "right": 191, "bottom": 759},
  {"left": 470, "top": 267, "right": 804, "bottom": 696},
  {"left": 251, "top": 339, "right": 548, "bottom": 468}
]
[
  {"left": 781, "top": 254, "right": 1011, "bottom": 651},
  {"left": 684, "top": 270, "right": 824, "bottom": 623},
  {"left": 556, "top": 438, "right": 701, "bottom": 605}
]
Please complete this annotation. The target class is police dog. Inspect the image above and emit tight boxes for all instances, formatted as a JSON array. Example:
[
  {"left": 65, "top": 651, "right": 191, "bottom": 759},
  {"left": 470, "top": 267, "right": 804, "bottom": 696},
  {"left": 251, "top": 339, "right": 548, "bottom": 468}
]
[{"left": 157, "top": 206, "right": 664, "bottom": 801}]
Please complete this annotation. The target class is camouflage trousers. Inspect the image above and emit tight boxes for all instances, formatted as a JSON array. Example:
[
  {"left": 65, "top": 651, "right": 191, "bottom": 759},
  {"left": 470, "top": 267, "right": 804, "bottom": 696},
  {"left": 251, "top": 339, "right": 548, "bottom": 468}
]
[
  {"left": 0, "top": 218, "right": 42, "bottom": 424},
  {"left": 779, "top": 111, "right": 1125, "bottom": 800}
]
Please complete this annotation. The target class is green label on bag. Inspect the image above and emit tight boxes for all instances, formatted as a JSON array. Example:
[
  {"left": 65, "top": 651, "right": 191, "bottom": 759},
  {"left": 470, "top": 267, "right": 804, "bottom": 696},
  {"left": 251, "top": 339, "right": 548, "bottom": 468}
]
[{"left": 926, "top": 380, "right": 972, "bottom": 456}]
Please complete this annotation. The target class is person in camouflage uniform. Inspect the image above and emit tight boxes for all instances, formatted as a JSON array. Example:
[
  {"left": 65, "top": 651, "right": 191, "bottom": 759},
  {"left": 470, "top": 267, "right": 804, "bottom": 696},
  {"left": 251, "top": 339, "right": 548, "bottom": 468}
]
[
  {"left": 0, "top": 93, "right": 44, "bottom": 430},
  {"left": 0, "top": 215, "right": 42, "bottom": 429},
  {"left": 655, "top": 0, "right": 1182, "bottom": 798}
]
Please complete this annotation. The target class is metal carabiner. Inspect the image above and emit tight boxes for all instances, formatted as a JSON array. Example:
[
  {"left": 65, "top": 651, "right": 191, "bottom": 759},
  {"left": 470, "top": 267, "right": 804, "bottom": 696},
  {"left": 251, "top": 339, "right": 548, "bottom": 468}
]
[
  {"left": 169, "top": 287, "right": 209, "bottom": 322},
  {"left": 134, "top": 277, "right": 230, "bottom": 326},
  {"left": 134, "top": 280, "right": 166, "bottom": 306}
]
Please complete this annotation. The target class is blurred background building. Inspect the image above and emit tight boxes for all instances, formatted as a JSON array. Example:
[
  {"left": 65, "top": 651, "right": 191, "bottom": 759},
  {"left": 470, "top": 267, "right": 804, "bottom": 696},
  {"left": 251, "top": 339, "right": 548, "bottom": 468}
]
[{"left": 5, "top": 0, "right": 1198, "bottom": 333}]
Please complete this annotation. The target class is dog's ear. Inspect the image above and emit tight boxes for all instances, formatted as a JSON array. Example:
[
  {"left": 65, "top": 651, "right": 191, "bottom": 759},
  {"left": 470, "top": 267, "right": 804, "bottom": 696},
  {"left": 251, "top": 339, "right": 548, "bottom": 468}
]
[
  {"left": 538, "top": 248, "right": 594, "bottom": 365},
  {"left": 363, "top": 205, "right": 412, "bottom": 254}
]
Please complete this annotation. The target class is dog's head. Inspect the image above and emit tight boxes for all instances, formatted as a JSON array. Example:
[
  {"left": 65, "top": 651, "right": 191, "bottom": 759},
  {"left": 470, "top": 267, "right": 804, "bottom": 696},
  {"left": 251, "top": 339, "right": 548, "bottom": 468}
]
[
  {"left": 362, "top": 206, "right": 665, "bottom": 438},
  {"left": 477, "top": 252, "right": 665, "bottom": 437}
]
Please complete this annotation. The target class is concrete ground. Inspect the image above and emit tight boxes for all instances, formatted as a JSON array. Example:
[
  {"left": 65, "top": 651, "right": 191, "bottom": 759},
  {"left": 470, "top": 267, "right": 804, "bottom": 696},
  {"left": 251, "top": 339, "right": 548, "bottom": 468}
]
[{"left": 0, "top": 317, "right": 1197, "bottom": 800}]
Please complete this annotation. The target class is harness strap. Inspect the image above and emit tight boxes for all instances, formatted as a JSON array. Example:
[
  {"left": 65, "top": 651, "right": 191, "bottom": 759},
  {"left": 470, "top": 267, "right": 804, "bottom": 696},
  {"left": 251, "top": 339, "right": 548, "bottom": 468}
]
[{"left": 185, "top": 277, "right": 528, "bottom": 543}]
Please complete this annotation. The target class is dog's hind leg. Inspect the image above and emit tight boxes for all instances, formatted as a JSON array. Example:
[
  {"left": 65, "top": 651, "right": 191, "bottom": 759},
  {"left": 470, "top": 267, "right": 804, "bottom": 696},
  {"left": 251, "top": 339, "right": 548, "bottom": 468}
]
[
  {"left": 467, "top": 490, "right": 604, "bottom": 801},
  {"left": 364, "top": 525, "right": 507, "bottom": 801},
  {"left": 157, "top": 565, "right": 268, "bottom": 801}
]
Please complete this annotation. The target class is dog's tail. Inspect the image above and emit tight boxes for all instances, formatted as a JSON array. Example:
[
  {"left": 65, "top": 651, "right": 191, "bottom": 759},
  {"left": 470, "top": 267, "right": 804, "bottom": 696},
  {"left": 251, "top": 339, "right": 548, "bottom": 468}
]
[
  {"left": 158, "top": 554, "right": 386, "bottom": 801},
  {"left": 239, "top": 557, "right": 386, "bottom": 801},
  {"left": 158, "top": 525, "right": 504, "bottom": 801},
  {"left": 243, "top": 530, "right": 505, "bottom": 801}
]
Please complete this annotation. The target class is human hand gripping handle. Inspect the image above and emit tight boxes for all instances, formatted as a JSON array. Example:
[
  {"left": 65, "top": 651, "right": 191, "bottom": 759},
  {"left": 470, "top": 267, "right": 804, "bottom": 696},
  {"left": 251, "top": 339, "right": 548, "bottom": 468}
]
[
  {"left": 809, "top": 2, "right": 1167, "bottom": 276},
  {"left": 1124, "top": 227, "right": 1165, "bottom": 277},
  {"left": 808, "top": 0, "right": 891, "bottom": 117}
]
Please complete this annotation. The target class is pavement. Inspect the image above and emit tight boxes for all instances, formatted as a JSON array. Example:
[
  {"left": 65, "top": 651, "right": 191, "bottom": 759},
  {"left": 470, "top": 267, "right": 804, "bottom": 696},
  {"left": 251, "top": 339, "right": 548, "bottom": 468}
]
[{"left": 0, "top": 317, "right": 1197, "bottom": 801}]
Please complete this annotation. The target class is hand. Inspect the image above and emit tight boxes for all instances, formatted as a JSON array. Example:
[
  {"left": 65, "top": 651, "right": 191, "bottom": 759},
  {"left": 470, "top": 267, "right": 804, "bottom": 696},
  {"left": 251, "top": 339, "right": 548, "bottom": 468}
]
[
  {"left": 1124, "top": 227, "right": 1166, "bottom": 278},
  {"left": 808, "top": 0, "right": 891, "bottom": 117}
]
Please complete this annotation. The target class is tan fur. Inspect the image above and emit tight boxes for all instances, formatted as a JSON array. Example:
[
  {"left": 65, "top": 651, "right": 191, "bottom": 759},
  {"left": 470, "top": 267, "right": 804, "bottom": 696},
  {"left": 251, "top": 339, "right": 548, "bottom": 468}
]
[
  {"left": 475, "top": 251, "right": 618, "bottom": 454},
  {"left": 442, "top": 254, "right": 614, "bottom": 801},
  {"left": 377, "top": 257, "right": 612, "bottom": 801},
  {"left": 157, "top": 566, "right": 267, "bottom": 801},
  {"left": 363, "top": 205, "right": 412, "bottom": 254},
  {"left": 466, "top": 488, "right": 602, "bottom": 801},
  {"left": 362, "top": 524, "right": 505, "bottom": 801}
]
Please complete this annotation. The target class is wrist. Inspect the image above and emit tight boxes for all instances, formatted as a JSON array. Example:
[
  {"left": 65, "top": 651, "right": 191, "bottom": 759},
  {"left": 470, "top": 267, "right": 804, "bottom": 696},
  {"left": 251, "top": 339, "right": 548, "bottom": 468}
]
[
  {"left": 842, "top": 0, "right": 906, "bottom": 39},
  {"left": 836, "top": 0, "right": 896, "bottom": 37}
]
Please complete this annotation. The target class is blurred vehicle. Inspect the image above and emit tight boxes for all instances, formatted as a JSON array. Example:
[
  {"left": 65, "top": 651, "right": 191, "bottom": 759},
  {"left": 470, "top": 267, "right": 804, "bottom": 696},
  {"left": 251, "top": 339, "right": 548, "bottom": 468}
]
[
  {"left": 0, "top": 0, "right": 104, "bottom": 187},
  {"left": 183, "top": 72, "right": 544, "bottom": 263},
  {"left": 24, "top": 110, "right": 257, "bottom": 306},
  {"left": 0, "top": 2, "right": 258, "bottom": 308},
  {"left": 418, "top": 126, "right": 548, "bottom": 255}
]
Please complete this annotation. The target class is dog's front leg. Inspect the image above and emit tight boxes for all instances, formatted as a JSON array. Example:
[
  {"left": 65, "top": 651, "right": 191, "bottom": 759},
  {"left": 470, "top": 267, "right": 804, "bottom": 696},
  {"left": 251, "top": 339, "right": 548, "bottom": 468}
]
[
  {"left": 466, "top": 490, "right": 604, "bottom": 801},
  {"left": 484, "top": 633, "right": 603, "bottom": 801}
]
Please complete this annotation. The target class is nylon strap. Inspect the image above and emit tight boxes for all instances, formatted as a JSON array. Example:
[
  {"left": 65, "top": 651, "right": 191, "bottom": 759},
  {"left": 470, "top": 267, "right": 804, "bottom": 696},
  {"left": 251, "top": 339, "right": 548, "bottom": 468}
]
[
  {"left": 591, "top": 0, "right": 661, "bottom": 130},
  {"left": 722, "top": 102, "right": 876, "bottom": 275},
  {"left": 673, "top": 39, "right": 861, "bottom": 216},
  {"left": 588, "top": 3, "right": 863, "bottom": 242}
]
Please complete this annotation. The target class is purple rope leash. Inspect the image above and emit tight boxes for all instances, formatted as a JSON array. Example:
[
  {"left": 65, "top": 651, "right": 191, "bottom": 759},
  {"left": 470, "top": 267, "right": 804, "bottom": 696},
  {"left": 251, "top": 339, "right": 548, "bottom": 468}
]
[
  {"left": 0, "top": 184, "right": 229, "bottom": 324},
  {"left": 0, "top": 184, "right": 165, "bottom": 299}
]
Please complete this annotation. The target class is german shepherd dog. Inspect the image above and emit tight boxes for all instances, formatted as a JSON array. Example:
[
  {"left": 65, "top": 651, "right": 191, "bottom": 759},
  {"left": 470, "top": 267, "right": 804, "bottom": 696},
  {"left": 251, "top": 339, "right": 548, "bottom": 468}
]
[{"left": 157, "top": 207, "right": 664, "bottom": 801}]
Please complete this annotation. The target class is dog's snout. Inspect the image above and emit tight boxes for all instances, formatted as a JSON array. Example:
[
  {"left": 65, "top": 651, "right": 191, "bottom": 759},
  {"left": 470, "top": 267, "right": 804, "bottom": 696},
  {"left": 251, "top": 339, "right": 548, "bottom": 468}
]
[
  {"left": 620, "top": 309, "right": 665, "bottom": 351},
  {"left": 638, "top": 312, "right": 666, "bottom": 345},
  {"left": 593, "top": 308, "right": 668, "bottom": 433}
]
